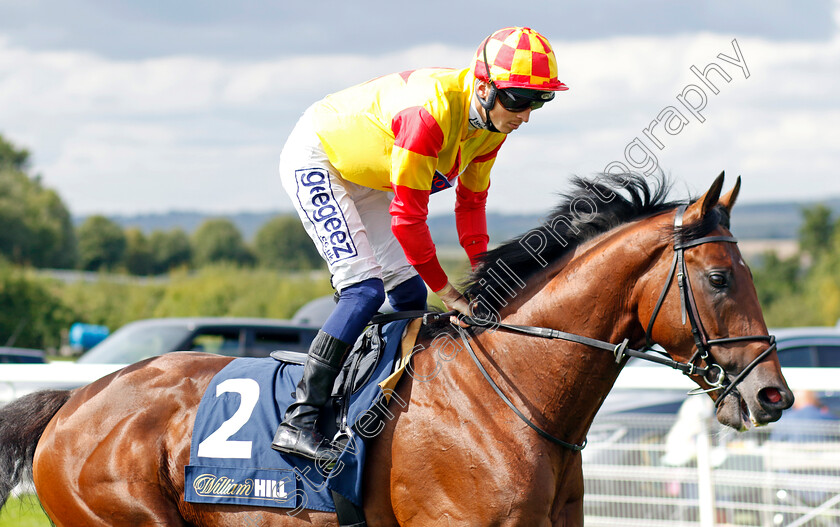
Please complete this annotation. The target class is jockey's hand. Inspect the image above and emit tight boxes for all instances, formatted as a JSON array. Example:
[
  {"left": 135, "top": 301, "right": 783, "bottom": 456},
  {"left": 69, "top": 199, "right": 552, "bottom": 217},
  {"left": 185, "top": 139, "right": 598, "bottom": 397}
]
[{"left": 435, "top": 282, "right": 471, "bottom": 327}]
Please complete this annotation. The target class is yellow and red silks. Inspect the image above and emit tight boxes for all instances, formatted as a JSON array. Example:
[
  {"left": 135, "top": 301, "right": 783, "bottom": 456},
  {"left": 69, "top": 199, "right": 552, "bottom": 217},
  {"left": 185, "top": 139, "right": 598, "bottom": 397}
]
[{"left": 311, "top": 67, "right": 505, "bottom": 291}]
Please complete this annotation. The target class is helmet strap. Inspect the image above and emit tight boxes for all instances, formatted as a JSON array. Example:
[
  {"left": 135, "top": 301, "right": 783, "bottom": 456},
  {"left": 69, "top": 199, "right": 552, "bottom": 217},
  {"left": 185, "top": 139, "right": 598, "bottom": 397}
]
[
  {"left": 473, "top": 82, "right": 499, "bottom": 132},
  {"left": 477, "top": 38, "right": 500, "bottom": 132}
]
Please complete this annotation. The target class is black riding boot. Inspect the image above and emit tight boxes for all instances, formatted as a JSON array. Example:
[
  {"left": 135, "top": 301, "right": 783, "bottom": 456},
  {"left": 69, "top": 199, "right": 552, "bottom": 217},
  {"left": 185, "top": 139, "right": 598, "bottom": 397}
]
[{"left": 271, "top": 330, "right": 350, "bottom": 460}]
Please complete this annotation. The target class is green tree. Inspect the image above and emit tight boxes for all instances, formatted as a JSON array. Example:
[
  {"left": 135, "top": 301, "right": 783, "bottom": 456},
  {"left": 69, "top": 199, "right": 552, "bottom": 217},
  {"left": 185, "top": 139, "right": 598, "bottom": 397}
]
[
  {"left": 752, "top": 251, "right": 802, "bottom": 309},
  {"left": 149, "top": 229, "right": 192, "bottom": 274},
  {"left": 56, "top": 278, "right": 165, "bottom": 331},
  {"left": 27, "top": 187, "right": 77, "bottom": 268},
  {"left": 0, "top": 134, "right": 30, "bottom": 171},
  {"left": 798, "top": 223, "right": 840, "bottom": 325},
  {"left": 0, "top": 137, "right": 77, "bottom": 268},
  {"left": 123, "top": 228, "right": 154, "bottom": 275},
  {"left": 152, "top": 265, "right": 332, "bottom": 319},
  {"left": 0, "top": 262, "right": 75, "bottom": 350},
  {"left": 752, "top": 204, "right": 840, "bottom": 327},
  {"left": 191, "top": 218, "right": 252, "bottom": 267},
  {"left": 0, "top": 170, "right": 30, "bottom": 263},
  {"left": 798, "top": 204, "right": 833, "bottom": 261},
  {"left": 253, "top": 215, "right": 323, "bottom": 270},
  {"left": 77, "top": 216, "right": 127, "bottom": 271}
]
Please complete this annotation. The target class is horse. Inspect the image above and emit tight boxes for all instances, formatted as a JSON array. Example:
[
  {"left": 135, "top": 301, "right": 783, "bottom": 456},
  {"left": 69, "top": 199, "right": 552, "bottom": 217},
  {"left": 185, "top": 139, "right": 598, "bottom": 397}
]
[{"left": 0, "top": 173, "right": 793, "bottom": 526}]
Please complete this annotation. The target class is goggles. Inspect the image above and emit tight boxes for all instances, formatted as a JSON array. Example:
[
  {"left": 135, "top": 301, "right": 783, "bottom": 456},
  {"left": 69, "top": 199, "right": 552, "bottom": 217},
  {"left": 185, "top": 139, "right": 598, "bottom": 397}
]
[{"left": 495, "top": 87, "right": 555, "bottom": 112}]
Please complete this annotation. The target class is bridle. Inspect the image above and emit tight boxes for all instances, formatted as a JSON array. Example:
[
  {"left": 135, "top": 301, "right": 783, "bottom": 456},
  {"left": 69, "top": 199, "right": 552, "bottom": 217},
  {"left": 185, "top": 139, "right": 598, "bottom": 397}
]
[
  {"left": 439, "top": 204, "right": 778, "bottom": 450},
  {"left": 643, "top": 204, "right": 777, "bottom": 403}
]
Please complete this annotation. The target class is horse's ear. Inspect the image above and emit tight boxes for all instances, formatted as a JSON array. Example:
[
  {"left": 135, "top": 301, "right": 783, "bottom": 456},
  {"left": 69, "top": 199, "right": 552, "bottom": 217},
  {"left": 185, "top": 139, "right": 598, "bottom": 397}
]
[
  {"left": 684, "top": 171, "right": 725, "bottom": 223},
  {"left": 718, "top": 175, "right": 741, "bottom": 214}
]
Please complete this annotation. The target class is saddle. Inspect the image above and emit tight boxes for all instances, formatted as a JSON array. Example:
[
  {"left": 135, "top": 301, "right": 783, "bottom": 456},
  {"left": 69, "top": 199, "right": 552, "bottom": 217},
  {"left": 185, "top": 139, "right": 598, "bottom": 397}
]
[
  {"left": 270, "top": 319, "right": 400, "bottom": 441},
  {"left": 185, "top": 317, "right": 422, "bottom": 526},
  {"left": 267, "top": 317, "right": 422, "bottom": 527}
]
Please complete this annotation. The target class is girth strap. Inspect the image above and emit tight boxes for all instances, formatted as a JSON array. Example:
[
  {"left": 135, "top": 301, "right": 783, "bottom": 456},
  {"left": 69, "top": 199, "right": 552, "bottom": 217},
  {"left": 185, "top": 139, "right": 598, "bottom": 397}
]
[{"left": 331, "top": 490, "right": 366, "bottom": 527}]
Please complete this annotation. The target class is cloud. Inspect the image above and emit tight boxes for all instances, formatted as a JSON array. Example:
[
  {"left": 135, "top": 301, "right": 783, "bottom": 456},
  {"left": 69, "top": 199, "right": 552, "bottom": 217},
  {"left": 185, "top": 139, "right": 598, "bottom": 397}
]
[
  {"left": 0, "top": 24, "right": 838, "bottom": 216},
  {"left": 2, "top": 0, "right": 835, "bottom": 61},
  {"left": 0, "top": 36, "right": 475, "bottom": 213},
  {"left": 493, "top": 32, "right": 840, "bottom": 211}
]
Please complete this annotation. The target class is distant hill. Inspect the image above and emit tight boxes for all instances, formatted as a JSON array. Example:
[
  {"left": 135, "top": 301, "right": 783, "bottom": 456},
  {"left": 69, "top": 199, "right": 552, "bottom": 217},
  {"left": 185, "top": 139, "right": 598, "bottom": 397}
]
[
  {"left": 727, "top": 199, "right": 840, "bottom": 240},
  {"left": 73, "top": 210, "right": 544, "bottom": 243},
  {"left": 75, "top": 198, "right": 840, "bottom": 244},
  {"left": 74, "top": 211, "right": 277, "bottom": 241}
]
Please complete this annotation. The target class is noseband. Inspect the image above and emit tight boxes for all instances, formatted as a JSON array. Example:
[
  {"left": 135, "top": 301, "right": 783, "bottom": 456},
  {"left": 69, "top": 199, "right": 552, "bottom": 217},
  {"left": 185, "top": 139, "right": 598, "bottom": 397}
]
[{"left": 443, "top": 204, "right": 777, "bottom": 450}]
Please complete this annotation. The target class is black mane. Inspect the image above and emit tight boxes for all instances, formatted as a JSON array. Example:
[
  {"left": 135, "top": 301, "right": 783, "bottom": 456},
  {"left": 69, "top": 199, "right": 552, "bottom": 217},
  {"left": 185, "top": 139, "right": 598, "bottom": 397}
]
[{"left": 459, "top": 173, "right": 727, "bottom": 315}]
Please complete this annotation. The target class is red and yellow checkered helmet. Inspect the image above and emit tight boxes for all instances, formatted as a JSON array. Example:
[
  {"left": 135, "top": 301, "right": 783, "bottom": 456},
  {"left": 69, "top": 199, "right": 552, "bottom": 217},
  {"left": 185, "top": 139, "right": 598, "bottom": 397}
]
[{"left": 473, "top": 27, "right": 568, "bottom": 91}]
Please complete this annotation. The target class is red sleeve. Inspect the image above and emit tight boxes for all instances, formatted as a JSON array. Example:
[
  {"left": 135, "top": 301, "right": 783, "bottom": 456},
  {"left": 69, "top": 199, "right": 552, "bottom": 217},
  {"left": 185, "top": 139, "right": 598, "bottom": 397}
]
[
  {"left": 390, "top": 184, "right": 448, "bottom": 292},
  {"left": 455, "top": 180, "right": 489, "bottom": 269}
]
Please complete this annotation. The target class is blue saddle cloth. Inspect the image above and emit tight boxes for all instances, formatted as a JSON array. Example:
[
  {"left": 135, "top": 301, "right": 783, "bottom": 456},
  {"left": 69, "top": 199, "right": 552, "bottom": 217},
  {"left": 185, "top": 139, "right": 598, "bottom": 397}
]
[{"left": 184, "top": 319, "right": 410, "bottom": 512}]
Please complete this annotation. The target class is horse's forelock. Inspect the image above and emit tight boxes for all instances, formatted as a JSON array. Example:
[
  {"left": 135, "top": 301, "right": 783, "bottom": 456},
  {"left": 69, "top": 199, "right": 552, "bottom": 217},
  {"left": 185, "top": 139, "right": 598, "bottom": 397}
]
[{"left": 669, "top": 203, "right": 731, "bottom": 247}]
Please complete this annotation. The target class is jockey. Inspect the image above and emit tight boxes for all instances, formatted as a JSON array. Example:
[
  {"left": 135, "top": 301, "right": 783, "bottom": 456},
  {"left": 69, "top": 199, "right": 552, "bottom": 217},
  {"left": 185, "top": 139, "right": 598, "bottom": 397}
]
[{"left": 272, "top": 27, "right": 568, "bottom": 460}]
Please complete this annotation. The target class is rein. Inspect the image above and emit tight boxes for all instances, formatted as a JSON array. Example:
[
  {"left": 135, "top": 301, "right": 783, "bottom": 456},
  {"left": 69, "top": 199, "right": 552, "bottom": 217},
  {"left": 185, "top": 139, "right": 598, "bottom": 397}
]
[{"left": 419, "top": 204, "right": 777, "bottom": 451}]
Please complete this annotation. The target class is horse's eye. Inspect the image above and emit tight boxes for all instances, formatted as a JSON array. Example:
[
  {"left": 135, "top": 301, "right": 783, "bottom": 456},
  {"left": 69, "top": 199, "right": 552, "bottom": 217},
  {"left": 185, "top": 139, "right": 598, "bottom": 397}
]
[{"left": 709, "top": 272, "right": 729, "bottom": 288}]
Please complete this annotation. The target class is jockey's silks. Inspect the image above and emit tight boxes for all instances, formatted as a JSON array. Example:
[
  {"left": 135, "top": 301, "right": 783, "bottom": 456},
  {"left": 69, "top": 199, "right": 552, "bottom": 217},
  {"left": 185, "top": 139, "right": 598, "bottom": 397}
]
[{"left": 310, "top": 68, "right": 502, "bottom": 290}]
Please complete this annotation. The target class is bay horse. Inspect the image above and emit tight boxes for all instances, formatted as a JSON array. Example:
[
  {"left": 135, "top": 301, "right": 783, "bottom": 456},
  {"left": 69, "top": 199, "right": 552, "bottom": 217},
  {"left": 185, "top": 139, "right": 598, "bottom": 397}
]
[{"left": 0, "top": 173, "right": 793, "bottom": 526}]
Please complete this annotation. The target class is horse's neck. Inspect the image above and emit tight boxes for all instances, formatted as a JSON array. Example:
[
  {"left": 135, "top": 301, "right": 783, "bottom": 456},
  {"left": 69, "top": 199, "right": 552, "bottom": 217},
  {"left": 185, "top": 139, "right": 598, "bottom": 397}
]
[
  {"left": 476, "top": 221, "right": 665, "bottom": 441},
  {"left": 505, "top": 219, "right": 659, "bottom": 341}
]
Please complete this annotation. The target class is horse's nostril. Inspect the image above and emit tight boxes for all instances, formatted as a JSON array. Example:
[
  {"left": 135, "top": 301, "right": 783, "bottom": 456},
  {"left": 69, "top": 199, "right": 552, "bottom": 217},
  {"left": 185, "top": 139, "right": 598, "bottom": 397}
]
[{"left": 760, "top": 387, "right": 782, "bottom": 404}]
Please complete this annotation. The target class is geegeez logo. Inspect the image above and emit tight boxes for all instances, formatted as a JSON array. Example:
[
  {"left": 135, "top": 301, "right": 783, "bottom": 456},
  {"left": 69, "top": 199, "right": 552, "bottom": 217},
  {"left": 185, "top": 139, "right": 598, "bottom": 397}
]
[{"left": 294, "top": 168, "right": 358, "bottom": 263}]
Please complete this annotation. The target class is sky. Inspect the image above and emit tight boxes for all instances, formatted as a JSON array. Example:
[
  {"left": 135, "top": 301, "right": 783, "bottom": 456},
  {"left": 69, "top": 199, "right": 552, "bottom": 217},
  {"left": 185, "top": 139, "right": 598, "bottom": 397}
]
[{"left": 1, "top": 0, "right": 839, "bottom": 217}]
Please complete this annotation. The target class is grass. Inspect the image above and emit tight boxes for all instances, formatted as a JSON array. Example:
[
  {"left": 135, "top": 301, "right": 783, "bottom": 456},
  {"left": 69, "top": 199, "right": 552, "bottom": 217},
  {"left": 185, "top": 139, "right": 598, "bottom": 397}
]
[{"left": 0, "top": 494, "right": 52, "bottom": 527}]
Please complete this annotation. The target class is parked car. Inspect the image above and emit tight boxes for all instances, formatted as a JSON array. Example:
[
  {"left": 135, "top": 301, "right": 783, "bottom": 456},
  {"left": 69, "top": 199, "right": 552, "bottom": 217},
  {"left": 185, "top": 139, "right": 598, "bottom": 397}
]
[
  {"left": 0, "top": 317, "right": 321, "bottom": 405},
  {"left": 0, "top": 346, "right": 47, "bottom": 364},
  {"left": 77, "top": 317, "right": 320, "bottom": 364},
  {"left": 586, "top": 328, "right": 840, "bottom": 522},
  {"left": 74, "top": 292, "right": 398, "bottom": 364},
  {"left": 586, "top": 326, "right": 840, "bottom": 470},
  {"left": 0, "top": 347, "right": 50, "bottom": 405},
  {"left": 1, "top": 293, "right": 397, "bottom": 404},
  {"left": 772, "top": 326, "right": 840, "bottom": 369},
  {"left": 599, "top": 326, "right": 840, "bottom": 418}
]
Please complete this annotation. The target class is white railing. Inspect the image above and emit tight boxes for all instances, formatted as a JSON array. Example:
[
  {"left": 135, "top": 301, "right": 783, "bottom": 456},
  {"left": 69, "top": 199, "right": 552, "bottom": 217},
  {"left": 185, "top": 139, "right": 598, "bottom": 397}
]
[
  {"left": 0, "top": 363, "right": 125, "bottom": 402},
  {"left": 584, "top": 401, "right": 840, "bottom": 526},
  {"left": 583, "top": 415, "right": 840, "bottom": 527},
  {"left": 0, "top": 362, "right": 125, "bottom": 384},
  {"left": 1, "top": 364, "right": 836, "bottom": 390}
]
